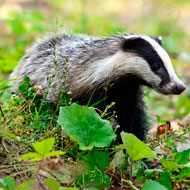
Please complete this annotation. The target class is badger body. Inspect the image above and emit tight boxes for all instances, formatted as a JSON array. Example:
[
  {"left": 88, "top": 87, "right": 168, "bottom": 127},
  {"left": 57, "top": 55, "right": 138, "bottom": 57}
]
[{"left": 10, "top": 33, "right": 186, "bottom": 140}]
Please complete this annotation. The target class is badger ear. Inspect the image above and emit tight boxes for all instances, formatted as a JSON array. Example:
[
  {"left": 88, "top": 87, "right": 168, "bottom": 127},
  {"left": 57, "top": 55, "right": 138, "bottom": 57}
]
[{"left": 152, "top": 36, "right": 162, "bottom": 46}]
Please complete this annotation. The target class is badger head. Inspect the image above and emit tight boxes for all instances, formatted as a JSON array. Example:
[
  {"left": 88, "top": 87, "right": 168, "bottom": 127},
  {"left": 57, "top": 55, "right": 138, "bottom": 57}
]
[{"left": 120, "top": 34, "right": 186, "bottom": 95}]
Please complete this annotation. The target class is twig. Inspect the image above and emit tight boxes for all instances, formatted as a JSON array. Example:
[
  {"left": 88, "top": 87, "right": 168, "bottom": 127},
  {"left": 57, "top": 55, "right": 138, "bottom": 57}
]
[
  {"left": 0, "top": 104, "right": 5, "bottom": 121},
  {"left": 10, "top": 169, "right": 32, "bottom": 177},
  {"left": 0, "top": 163, "right": 36, "bottom": 169},
  {"left": 2, "top": 138, "right": 10, "bottom": 152}
]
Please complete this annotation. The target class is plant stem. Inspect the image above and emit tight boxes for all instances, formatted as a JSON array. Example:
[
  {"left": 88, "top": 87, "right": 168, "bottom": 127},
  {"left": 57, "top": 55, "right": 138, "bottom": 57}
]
[{"left": 130, "top": 159, "right": 134, "bottom": 180}]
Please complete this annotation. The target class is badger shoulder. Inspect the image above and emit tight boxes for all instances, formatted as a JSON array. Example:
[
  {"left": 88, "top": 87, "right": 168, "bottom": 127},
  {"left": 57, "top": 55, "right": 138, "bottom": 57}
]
[{"left": 9, "top": 33, "right": 94, "bottom": 94}]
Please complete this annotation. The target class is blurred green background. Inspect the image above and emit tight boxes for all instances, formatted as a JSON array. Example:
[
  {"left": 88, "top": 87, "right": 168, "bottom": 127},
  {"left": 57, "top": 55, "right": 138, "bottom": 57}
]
[{"left": 0, "top": 0, "right": 190, "bottom": 125}]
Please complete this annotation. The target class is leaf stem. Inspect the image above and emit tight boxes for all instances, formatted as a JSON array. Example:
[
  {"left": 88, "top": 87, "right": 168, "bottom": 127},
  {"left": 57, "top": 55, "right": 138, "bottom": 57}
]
[{"left": 130, "top": 158, "right": 134, "bottom": 180}]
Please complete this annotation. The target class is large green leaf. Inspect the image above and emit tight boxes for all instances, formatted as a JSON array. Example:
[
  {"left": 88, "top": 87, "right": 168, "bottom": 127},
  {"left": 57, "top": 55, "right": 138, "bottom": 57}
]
[
  {"left": 121, "top": 132, "right": 155, "bottom": 161},
  {"left": 142, "top": 180, "right": 168, "bottom": 190},
  {"left": 57, "top": 103, "right": 116, "bottom": 150}
]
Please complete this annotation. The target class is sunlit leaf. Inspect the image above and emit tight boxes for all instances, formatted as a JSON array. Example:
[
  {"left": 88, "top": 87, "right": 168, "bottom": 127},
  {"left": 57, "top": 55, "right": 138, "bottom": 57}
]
[
  {"left": 44, "top": 151, "right": 65, "bottom": 158},
  {"left": 19, "top": 153, "right": 41, "bottom": 160},
  {"left": 121, "top": 132, "right": 155, "bottom": 161},
  {"left": 33, "top": 138, "right": 55, "bottom": 155},
  {"left": 160, "top": 159, "right": 186, "bottom": 169}
]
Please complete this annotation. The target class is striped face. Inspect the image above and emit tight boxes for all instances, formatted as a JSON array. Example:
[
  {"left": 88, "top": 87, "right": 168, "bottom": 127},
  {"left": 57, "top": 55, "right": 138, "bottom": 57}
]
[{"left": 122, "top": 35, "right": 186, "bottom": 95}]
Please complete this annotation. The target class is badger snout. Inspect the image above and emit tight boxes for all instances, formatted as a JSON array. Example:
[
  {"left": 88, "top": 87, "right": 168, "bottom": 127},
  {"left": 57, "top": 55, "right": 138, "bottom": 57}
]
[
  {"left": 174, "top": 82, "right": 186, "bottom": 94},
  {"left": 159, "top": 80, "right": 186, "bottom": 95}
]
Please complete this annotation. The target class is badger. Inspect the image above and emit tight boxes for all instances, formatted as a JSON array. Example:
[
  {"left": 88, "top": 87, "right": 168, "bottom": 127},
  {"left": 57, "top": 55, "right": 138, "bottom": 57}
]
[{"left": 9, "top": 33, "right": 186, "bottom": 140}]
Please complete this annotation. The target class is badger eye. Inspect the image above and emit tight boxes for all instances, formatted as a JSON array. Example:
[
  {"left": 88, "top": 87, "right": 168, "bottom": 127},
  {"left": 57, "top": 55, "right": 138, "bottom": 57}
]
[{"left": 152, "top": 64, "right": 161, "bottom": 71}]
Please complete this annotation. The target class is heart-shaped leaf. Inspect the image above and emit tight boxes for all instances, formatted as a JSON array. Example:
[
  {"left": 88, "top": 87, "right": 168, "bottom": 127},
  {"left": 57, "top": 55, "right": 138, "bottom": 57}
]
[
  {"left": 121, "top": 132, "right": 155, "bottom": 161},
  {"left": 58, "top": 103, "right": 116, "bottom": 150}
]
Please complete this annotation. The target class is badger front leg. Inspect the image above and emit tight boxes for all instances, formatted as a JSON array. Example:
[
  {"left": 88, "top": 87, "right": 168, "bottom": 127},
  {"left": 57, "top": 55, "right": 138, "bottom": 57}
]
[{"left": 114, "top": 87, "right": 148, "bottom": 141}]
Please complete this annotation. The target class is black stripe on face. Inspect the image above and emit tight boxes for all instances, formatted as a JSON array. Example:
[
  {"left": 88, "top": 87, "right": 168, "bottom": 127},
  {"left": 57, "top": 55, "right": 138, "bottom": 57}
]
[{"left": 121, "top": 37, "right": 170, "bottom": 85}]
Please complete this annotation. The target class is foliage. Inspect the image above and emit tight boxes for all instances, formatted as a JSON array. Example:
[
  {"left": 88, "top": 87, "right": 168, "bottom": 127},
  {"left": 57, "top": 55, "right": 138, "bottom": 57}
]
[
  {"left": 58, "top": 103, "right": 116, "bottom": 150},
  {"left": 121, "top": 132, "right": 155, "bottom": 161},
  {"left": 20, "top": 138, "right": 65, "bottom": 162},
  {"left": 0, "top": 75, "right": 190, "bottom": 189},
  {"left": 0, "top": 12, "right": 46, "bottom": 75}
]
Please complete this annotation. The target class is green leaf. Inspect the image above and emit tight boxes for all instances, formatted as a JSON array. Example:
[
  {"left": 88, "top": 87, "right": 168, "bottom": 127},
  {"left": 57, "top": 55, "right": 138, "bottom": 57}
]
[
  {"left": 3, "top": 177, "right": 15, "bottom": 190},
  {"left": 160, "top": 159, "right": 186, "bottom": 170},
  {"left": 33, "top": 138, "right": 55, "bottom": 155},
  {"left": 29, "top": 157, "right": 42, "bottom": 162},
  {"left": 57, "top": 103, "right": 116, "bottom": 150},
  {"left": 18, "top": 76, "right": 32, "bottom": 95},
  {"left": 144, "top": 169, "right": 157, "bottom": 179},
  {"left": 178, "top": 167, "right": 190, "bottom": 178},
  {"left": 156, "top": 115, "right": 166, "bottom": 124},
  {"left": 171, "top": 149, "right": 190, "bottom": 164},
  {"left": 19, "top": 153, "right": 41, "bottom": 161},
  {"left": 82, "top": 150, "right": 109, "bottom": 171},
  {"left": 121, "top": 132, "right": 155, "bottom": 161},
  {"left": 158, "top": 172, "right": 172, "bottom": 190},
  {"left": 44, "top": 151, "right": 65, "bottom": 158},
  {"left": 44, "top": 178, "right": 60, "bottom": 190},
  {"left": 142, "top": 180, "right": 168, "bottom": 190},
  {"left": 16, "top": 180, "right": 34, "bottom": 190}
]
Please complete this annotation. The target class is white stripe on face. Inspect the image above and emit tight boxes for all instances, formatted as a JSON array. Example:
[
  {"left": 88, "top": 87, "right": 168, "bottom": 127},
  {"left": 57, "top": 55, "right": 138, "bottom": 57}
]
[{"left": 123, "top": 34, "right": 186, "bottom": 94}]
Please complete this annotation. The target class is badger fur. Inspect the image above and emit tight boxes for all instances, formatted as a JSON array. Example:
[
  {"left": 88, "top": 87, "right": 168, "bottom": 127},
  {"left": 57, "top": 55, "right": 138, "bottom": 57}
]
[{"left": 9, "top": 33, "right": 186, "bottom": 140}]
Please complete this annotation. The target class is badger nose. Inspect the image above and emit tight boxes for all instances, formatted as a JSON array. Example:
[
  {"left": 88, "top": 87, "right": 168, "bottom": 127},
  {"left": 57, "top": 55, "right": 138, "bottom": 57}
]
[{"left": 176, "top": 83, "right": 186, "bottom": 94}]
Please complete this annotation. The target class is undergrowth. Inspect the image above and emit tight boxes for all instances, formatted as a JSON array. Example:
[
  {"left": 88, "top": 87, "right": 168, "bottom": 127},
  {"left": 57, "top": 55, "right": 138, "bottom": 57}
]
[{"left": 0, "top": 69, "right": 189, "bottom": 190}]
